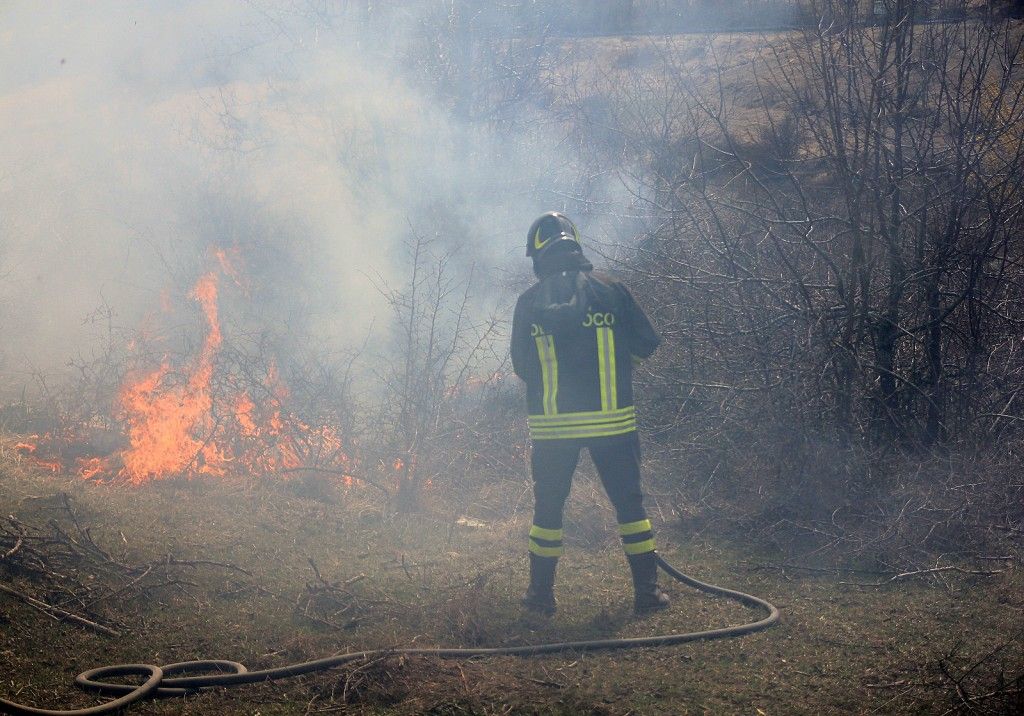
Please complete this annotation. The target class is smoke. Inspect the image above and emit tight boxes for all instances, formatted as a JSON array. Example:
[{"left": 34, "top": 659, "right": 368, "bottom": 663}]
[{"left": 0, "top": 1, "right": 606, "bottom": 395}]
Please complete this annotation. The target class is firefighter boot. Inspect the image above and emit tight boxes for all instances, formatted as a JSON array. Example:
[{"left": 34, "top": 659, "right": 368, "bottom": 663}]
[
  {"left": 522, "top": 553, "right": 557, "bottom": 616},
  {"left": 628, "top": 551, "right": 670, "bottom": 613}
]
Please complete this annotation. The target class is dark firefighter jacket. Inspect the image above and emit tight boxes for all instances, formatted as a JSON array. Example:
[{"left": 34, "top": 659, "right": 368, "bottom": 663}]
[{"left": 511, "top": 268, "right": 661, "bottom": 442}]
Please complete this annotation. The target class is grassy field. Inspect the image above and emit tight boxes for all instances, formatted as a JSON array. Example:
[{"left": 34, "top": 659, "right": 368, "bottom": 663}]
[{"left": 1, "top": 436, "right": 1021, "bottom": 715}]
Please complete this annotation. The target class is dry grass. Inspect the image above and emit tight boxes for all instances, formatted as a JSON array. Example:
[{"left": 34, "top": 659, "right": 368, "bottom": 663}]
[{"left": 1, "top": 432, "right": 1022, "bottom": 714}]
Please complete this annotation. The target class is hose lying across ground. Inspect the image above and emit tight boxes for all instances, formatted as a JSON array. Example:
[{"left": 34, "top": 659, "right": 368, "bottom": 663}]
[{"left": 0, "top": 555, "right": 780, "bottom": 715}]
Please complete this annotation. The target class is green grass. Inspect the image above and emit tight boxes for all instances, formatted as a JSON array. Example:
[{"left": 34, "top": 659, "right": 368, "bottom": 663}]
[{"left": 1, "top": 443, "right": 1021, "bottom": 715}]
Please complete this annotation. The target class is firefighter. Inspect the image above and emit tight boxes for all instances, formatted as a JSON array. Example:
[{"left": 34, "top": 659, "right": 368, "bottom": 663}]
[{"left": 511, "top": 211, "right": 669, "bottom": 615}]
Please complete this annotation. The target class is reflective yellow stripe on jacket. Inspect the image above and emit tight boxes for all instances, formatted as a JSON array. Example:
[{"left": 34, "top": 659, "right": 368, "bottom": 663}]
[
  {"left": 529, "top": 326, "right": 635, "bottom": 440},
  {"left": 597, "top": 325, "right": 617, "bottom": 412},
  {"left": 535, "top": 334, "right": 558, "bottom": 415},
  {"left": 528, "top": 406, "right": 636, "bottom": 440}
]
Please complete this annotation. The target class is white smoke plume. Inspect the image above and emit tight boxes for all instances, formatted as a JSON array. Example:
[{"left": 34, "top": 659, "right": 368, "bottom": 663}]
[{"left": 0, "top": 1, "right": 609, "bottom": 395}]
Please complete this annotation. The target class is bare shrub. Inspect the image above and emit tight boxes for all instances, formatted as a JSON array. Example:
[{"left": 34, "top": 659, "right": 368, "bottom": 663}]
[
  {"left": 554, "top": 5, "right": 1024, "bottom": 556},
  {"left": 372, "top": 233, "right": 510, "bottom": 511}
]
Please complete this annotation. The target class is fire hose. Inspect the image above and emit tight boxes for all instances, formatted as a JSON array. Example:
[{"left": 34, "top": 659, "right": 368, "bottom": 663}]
[{"left": 0, "top": 555, "right": 780, "bottom": 715}]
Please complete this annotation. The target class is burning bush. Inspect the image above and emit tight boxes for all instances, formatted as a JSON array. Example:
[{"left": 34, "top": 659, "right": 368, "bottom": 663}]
[{"left": 13, "top": 253, "right": 359, "bottom": 488}]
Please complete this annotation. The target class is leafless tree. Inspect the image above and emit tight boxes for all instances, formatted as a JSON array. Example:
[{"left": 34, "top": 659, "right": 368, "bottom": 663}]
[{"left": 589, "top": 3, "right": 1024, "bottom": 454}]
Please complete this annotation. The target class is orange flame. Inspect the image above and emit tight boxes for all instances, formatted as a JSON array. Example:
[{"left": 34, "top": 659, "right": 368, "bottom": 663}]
[
  {"left": 117, "top": 273, "right": 225, "bottom": 484},
  {"left": 77, "top": 456, "right": 107, "bottom": 480},
  {"left": 235, "top": 393, "right": 258, "bottom": 436},
  {"left": 13, "top": 438, "right": 62, "bottom": 474},
  {"left": 214, "top": 246, "right": 247, "bottom": 290},
  {"left": 18, "top": 261, "right": 356, "bottom": 486}
]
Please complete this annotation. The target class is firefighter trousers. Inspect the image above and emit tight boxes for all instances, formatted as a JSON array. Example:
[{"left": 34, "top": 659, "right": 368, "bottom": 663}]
[{"left": 527, "top": 433, "right": 656, "bottom": 559}]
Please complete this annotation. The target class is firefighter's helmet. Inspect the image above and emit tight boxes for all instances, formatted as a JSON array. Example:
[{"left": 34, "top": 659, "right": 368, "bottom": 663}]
[{"left": 526, "top": 211, "right": 580, "bottom": 257}]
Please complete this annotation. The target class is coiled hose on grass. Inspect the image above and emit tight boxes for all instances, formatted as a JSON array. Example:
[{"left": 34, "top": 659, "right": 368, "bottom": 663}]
[{"left": 0, "top": 555, "right": 780, "bottom": 715}]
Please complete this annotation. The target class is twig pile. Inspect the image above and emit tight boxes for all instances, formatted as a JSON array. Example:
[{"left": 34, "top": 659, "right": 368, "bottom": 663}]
[
  {"left": 0, "top": 492, "right": 249, "bottom": 637},
  {"left": 295, "top": 558, "right": 366, "bottom": 630}
]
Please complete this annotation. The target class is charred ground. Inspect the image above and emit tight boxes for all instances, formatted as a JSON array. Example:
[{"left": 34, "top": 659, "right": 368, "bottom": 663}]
[{"left": 0, "top": 437, "right": 1021, "bottom": 715}]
